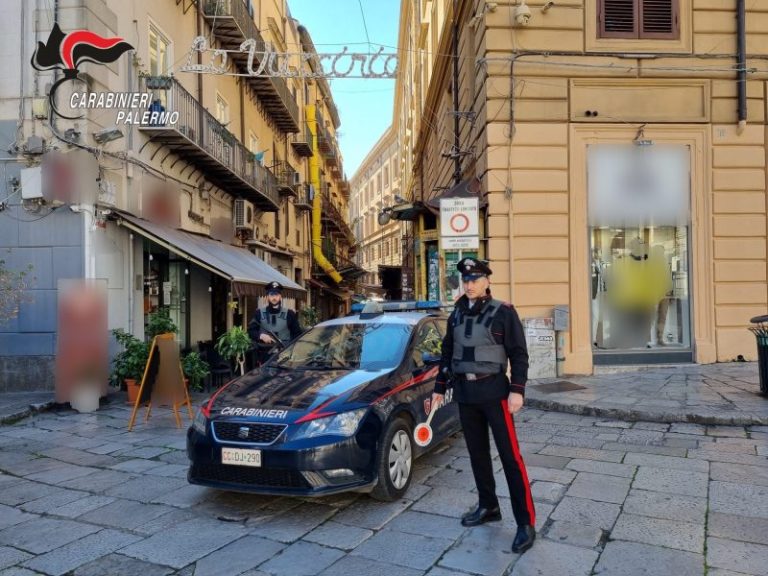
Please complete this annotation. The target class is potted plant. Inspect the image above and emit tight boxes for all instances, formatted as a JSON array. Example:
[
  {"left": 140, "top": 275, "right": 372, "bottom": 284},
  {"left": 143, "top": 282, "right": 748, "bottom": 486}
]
[
  {"left": 146, "top": 308, "right": 178, "bottom": 339},
  {"left": 182, "top": 351, "right": 210, "bottom": 392},
  {"left": 215, "top": 326, "right": 252, "bottom": 376},
  {"left": 299, "top": 306, "right": 319, "bottom": 328},
  {"left": 138, "top": 70, "right": 174, "bottom": 90},
  {"left": 111, "top": 328, "right": 150, "bottom": 404}
]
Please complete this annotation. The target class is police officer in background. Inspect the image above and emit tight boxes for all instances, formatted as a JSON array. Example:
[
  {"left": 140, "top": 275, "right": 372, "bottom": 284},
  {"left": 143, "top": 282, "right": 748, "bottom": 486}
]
[
  {"left": 431, "top": 258, "right": 536, "bottom": 554},
  {"left": 247, "top": 281, "right": 302, "bottom": 365}
]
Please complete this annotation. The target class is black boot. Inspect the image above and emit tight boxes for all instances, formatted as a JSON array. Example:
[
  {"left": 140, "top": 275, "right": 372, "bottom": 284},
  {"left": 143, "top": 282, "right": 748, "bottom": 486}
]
[
  {"left": 460, "top": 506, "right": 501, "bottom": 527},
  {"left": 512, "top": 524, "right": 536, "bottom": 553}
]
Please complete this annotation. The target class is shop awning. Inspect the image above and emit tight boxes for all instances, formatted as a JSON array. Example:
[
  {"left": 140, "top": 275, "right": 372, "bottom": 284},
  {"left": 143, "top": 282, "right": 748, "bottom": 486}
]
[
  {"left": 306, "top": 278, "right": 351, "bottom": 301},
  {"left": 115, "top": 212, "right": 305, "bottom": 298}
]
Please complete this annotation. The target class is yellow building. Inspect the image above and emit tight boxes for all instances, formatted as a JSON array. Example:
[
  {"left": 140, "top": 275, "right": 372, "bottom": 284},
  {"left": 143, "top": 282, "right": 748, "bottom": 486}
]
[
  {"left": 0, "top": 0, "right": 354, "bottom": 387},
  {"left": 395, "top": 0, "right": 768, "bottom": 373},
  {"left": 350, "top": 126, "right": 406, "bottom": 300}
]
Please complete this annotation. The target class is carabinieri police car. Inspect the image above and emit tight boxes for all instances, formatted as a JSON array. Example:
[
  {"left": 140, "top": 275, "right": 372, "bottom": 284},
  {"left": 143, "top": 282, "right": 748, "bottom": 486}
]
[{"left": 187, "top": 301, "right": 460, "bottom": 501}]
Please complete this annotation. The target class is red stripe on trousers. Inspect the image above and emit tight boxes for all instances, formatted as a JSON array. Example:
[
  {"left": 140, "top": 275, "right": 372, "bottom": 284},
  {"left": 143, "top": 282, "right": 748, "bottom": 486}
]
[{"left": 501, "top": 399, "right": 536, "bottom": 527}]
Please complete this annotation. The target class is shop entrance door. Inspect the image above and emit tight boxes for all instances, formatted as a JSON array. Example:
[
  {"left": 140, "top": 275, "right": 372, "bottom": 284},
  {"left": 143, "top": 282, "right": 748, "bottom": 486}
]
[{"left": 588, "top": 144, "right": 693, "bottom": 364}]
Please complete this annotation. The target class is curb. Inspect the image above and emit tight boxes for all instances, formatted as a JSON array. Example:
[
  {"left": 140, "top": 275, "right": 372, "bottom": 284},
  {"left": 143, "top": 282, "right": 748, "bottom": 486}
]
[
  {"left": 526, "top": 396, "right": 768, "bottom": 426},
  {"left": 0, "top": 400, "right": 55, "bottom": 426}
]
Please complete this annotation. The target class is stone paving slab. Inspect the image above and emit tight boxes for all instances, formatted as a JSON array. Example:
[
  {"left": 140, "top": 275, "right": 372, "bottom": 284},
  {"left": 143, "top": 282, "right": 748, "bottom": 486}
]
[
  {"left": 611, "top": 513, "right": 705, "bottom": 553},
  {"left": 2, "top": 394, "right": 768, "bottom": 575},
  {"left": 511, "top": 539, "right": 599, "bottom": 576},
  {"left": 707, "top": 537, "right": 768, "bottom": 576},
  {"left": 593, "top": 541, "right": 704, "bottom": 575}
]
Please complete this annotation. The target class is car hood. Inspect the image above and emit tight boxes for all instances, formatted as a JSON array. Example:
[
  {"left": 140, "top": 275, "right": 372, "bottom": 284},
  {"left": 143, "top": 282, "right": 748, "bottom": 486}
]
[{"left": 208, "top": 366, "right": 393, "bottom": 421}]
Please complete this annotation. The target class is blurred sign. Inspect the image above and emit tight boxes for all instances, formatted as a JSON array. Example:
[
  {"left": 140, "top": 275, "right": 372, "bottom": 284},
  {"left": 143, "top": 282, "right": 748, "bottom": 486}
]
[{"left": 55, "top": 279, "right": 108, "bottom": 404}]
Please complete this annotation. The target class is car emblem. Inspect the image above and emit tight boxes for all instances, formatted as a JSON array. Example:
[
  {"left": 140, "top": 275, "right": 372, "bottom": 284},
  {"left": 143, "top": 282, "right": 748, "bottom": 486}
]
[{"left": 237, "top": 426, "right": 250, "bottom": 439}]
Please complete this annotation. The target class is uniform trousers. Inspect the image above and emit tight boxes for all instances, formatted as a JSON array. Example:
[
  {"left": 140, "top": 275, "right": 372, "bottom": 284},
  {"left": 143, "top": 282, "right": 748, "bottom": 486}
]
[{"left": 458, "top": 399, "right": 536, "bottom": 527}]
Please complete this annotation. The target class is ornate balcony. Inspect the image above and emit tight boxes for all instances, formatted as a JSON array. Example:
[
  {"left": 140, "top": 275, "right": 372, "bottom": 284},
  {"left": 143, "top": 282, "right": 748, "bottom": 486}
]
[
  {"left": 202, "top": 0, "right": 299, "bottom": 132},
  {"left": 290, "top": 121, "right": 313, "bottom": 157},
  {"left": 138, "top": 77, "right": 278, "bottom": 210}
]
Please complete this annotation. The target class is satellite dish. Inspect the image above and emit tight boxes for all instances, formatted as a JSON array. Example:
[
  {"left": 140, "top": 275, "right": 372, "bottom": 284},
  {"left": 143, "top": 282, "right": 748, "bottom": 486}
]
[{"left": 378, "top": 211, "right": 391, "bottom": 225}]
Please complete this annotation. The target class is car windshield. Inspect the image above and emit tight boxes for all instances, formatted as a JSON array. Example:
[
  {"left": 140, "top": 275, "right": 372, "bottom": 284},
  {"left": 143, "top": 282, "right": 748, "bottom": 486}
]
[{"left": 273, "top": 322, "right": 413, "bottom": 370}]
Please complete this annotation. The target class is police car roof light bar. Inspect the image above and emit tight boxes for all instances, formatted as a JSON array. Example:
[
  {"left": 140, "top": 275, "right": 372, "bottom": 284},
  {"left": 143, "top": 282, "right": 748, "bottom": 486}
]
[{"left": 351, "top": 300, "right": 445, "bottom": 314}]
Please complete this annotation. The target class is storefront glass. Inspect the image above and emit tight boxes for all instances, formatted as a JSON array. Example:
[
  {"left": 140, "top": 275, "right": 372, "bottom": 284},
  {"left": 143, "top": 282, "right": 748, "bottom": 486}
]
[{"left": 588, "top": 144, "right": 692, "bottom": 358}]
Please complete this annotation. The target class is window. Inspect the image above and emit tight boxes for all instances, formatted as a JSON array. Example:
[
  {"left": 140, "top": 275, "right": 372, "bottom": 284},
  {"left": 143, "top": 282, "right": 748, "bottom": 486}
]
[
  {"left": 394, "top": 239, "right": 399, "bottom": 255},
  {"left": 149, "top": 24, "right": 171, "bottom": 76},
  {"left": 275, "top": 210, "right": 280, "bottom": 239},
  {"left": 384, "top": 167, "right": 389, "bottom": 189},
  {"left": 216, "top": 93, "right": 230, "bottom": 125},
  {"left": 412, "top": 322, "right": 443, "bottom": 368},
  {"left": 249, "top": 132, "right": 259, "bottom": 154},
  {"left": 598, "top": 0, "right": 679, "bottom": 40},
  {"left": 377, "top": 173, "right": 382, "bottom": 194}
]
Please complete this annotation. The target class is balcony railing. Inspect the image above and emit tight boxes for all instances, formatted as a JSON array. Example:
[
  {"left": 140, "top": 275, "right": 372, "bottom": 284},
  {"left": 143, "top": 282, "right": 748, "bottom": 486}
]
[
  {"left": 138, "top": 77, "right": 279, "bottom": 210},
  {"left": 202, "top": 0, "right": 299, "bottom": 132},
  {"left": 290, "top": 121, "right": 313, "bottom": 157},
  {"left": 320, "top": 187, "right": 354, "bottom": 245},
  {"left": 275, "top": 161, "right": 299, "bottom": 196},
  {"left": 295, "top": 183, "right": 312, "bottom": 211}
]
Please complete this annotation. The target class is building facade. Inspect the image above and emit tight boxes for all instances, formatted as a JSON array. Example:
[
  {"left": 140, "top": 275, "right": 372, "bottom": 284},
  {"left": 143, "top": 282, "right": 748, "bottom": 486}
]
[
  {"left": 350, "top": 126, "right": 405, "bottom": 300},
  {"left": 0, "top": 0, "right": 351, "bottom": 390},
  {"left": 394, "top": 0, "right": 768, "bottom": 373}
]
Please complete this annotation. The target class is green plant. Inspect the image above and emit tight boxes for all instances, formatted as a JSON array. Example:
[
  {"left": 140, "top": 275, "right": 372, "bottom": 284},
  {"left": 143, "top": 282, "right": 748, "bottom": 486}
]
[
  {"left": 299, "top": 306, "right": 319, "bottom": 328},
  {"left": 146, "top": 308, "right": 178, "bottom": 339},
  {"left": 110, "top": 329, "right": 150, "bottom": 386},
  {"left": 182, "top": 352, "right": 210, "bottom": 391},
  {"left": 215, "top": 326, "right": 252, "bottom": 376}
]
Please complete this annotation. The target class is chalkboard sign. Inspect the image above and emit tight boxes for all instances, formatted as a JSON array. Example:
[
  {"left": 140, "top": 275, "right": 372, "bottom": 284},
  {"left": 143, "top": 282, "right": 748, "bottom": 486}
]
[{"left": 128, "top": 333, "right": 193, "bottom": 431}]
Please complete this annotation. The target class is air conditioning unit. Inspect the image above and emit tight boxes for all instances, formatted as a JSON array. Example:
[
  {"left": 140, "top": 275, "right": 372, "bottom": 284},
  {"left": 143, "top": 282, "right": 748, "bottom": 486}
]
[
  {"left": 233, "top": 198, "right": 254, "bottom": 229},
  {"left": 292, "top": 171, "right": 301, "bottom": 186}
]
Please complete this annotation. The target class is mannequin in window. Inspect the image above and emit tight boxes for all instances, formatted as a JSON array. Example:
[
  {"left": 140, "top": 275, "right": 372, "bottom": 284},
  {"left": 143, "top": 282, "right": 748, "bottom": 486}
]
[{"left": 606, "top": 238, "right": 672, "bottom": 349}]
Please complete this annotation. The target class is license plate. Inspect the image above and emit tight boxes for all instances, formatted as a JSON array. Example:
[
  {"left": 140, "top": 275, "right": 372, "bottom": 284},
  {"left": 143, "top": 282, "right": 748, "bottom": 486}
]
[{"left": 221, "top": 447, "right": 261, "bottom": 467}]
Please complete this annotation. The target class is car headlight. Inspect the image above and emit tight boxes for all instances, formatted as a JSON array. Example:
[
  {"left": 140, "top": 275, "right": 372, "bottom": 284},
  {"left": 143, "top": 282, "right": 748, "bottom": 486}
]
[
  {"left": 192, "top": 409, "right": 208, "bottom": 434},
  {"left": 292, "top": 408, "right": 368, "bottom": 440}
]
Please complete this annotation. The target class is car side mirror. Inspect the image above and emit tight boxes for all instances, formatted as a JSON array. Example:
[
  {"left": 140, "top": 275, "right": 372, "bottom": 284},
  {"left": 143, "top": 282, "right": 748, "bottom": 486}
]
[{"left": 422, "top": 352, "right": 441, "bottom": 365}]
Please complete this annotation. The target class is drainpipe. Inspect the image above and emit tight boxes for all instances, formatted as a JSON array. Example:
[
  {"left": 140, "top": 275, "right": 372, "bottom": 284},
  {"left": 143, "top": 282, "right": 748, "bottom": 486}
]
[
  {"left": 737, "top": 0, "right": 747, "bottom": 133},
  {"left": 307, "top": 104, "right": 342, "bottom": 283},
  {"left": 452, "top": 0, "right": 461, "bottom": 186}
]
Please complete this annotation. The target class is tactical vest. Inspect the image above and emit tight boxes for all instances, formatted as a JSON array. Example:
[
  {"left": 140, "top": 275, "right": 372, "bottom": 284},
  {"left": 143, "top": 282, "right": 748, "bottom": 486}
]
[
  {"left": 260, "top": 307, "right": 291, "bottom": 342},
  {"left": 451, "top": 299, "right": 508, "bottom": 375}
]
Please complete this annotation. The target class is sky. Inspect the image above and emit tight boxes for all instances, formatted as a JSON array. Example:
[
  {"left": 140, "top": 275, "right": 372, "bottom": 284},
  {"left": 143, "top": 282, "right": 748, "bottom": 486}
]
[{"left": 288, "top": 0, "right": 400, "bottom": 178}]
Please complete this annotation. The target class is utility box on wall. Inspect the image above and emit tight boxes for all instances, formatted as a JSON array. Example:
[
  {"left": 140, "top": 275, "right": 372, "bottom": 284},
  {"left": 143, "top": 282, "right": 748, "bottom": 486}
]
[{"left": 523, "top": 317, "right": 556, "bottom": 379}]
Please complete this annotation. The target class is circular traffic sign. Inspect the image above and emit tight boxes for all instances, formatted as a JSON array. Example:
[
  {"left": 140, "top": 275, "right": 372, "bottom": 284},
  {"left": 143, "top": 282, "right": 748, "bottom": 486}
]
[{"left": 449, "top": 213, "right": 470, "bottom": 233}]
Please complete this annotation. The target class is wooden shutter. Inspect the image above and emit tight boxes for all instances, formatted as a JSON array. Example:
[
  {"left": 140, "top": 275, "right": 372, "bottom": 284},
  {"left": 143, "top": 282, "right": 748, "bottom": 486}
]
[
  {"left": 640, "top": 0, "right": 679, "bottom": 39},
  {"left": 598, "top": 0, "right": 679, "bottom": 40},
  {"left": 599, "top": 0, "right": 638, "bottom": 39}
]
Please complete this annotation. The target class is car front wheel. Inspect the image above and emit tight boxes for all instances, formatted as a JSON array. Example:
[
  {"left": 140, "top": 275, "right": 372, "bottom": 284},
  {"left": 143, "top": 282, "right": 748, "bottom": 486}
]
[{"left": 371, "top": 417, "right": 413, "bottom": 501}]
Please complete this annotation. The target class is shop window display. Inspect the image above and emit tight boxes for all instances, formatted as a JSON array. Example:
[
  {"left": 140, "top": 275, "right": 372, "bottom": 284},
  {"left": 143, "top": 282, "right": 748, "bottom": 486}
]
[{"left": 588, "top": 144, "right": 691, "bottom": 355}]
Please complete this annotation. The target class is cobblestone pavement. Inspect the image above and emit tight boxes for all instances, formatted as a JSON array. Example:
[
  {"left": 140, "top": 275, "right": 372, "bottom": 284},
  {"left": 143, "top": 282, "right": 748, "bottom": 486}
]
[{"left": 1, "top": 402, "right": 767, "bottom": 576}]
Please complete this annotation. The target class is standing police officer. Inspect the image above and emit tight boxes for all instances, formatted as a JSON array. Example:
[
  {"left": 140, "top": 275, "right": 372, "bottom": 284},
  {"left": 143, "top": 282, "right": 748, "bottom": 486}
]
[
  {"left": 431, "top": 258, "right": 536, "bottom": 554},
  {"left": 247, "top": 281, "right": 302, "bottom": 364}
]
